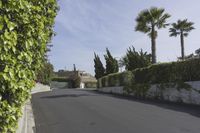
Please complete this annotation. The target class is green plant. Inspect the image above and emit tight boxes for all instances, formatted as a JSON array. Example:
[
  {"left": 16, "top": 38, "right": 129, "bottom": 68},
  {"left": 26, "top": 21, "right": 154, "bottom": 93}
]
[
  {"left": 51, "top": 77, "right": 70, "bottom": 82},
  {"left": 122, "top": 46, "right": 152, "bottom": 71},
  {"left": 37, "top": 62, "right": 54, "bottom": 85},
  {"left": 135, "top": 7, "right": 170, "bottom": 63},
  {"left": 104, "top": 48, "right": 119, "bottom": 75},
  {"left": 98, "top": 59, "right": 200, "bottom": 98},
  {"left": 85, "top": 82, "right": 97, "bottom": 88},
  {"left": 94, "top": 53, "right": 105, "bottom": 79},
  {"left": 98, "top": 71, "right": 133, "bottom": 88},
  {"left": 133, "top": 59, "right": 200, "bottom": 84},
  {"left": 0, "top": 0, "right": 58, "bottom": 132}
]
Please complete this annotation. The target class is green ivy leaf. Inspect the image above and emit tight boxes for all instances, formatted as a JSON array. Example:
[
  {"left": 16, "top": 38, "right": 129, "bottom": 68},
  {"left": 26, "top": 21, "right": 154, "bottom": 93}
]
[
  {"left": 7, "top": 21, "right": 17, "bottom": 31},
  {"left": 0, "top": 16, "right": 4, "bottom": 30}
]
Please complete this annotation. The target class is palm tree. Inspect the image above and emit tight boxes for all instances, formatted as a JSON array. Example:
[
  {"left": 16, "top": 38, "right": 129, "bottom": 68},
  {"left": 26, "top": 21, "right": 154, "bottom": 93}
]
[
  {"left": 169, "top": 19, "right": 194, "bottom": 60},
  {"left": 135, "top": 7, "right": 170, "bottom": 63}
]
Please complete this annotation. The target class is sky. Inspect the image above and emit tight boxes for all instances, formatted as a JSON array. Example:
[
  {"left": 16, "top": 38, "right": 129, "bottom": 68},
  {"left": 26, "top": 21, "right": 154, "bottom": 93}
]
[{"left": 49, "top": 0, "right": 200, "bottom": 75}]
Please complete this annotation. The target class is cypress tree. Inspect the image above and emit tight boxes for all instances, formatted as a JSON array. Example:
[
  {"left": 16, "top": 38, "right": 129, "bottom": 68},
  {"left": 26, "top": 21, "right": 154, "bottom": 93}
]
[
  {"left": 94, "top": 53, "right": 105, "bottom": 79},
  {"left": 104, "top": 48, "right": 119, "bottom": 75}
]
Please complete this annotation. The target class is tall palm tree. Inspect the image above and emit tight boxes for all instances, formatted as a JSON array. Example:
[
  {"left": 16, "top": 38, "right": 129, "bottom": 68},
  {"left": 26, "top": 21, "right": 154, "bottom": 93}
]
[
  {"left": 169, "top": 19, "right": 194, "bottom": 60},
  {"left": 135, "top": 7, "right": 170, "bottom": 63}
]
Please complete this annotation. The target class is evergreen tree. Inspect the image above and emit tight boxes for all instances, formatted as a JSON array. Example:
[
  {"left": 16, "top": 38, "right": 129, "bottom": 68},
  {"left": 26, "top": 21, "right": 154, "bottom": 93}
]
[
  {"left": 104, "top": 48, "right": 119, "bottom": 75},
  {"left": 122, "top": 46, "right": 152, "bottom": 71},
  {"left": 94, "top": 53, "right": 105, "bottom": 79}
]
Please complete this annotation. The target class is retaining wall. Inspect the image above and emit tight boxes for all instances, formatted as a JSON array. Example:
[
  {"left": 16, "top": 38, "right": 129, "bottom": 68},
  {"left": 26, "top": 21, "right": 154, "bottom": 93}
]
[{"left": 98, "top": 81, "right": 200, "bottom": 105}]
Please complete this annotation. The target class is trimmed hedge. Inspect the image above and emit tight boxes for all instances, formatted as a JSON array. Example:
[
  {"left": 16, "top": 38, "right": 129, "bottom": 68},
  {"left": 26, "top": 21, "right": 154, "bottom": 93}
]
[
  {"left": 134, "top": 59, "right": 200, "bottom": 84},
  {"left": 51, "top": 77, "right": 70, "bottom": 82},
  {"left": 98, "top": 71, "right": 133, "bottom": 88},
  {"left": 98, "top": 58, "right": 200, "bottom": 88},
  {"left": 0, "top": 1, "right": 58, "bottom": 132},
  {"left": 85, "top": 82, "right": 97, "bottom": 88}
]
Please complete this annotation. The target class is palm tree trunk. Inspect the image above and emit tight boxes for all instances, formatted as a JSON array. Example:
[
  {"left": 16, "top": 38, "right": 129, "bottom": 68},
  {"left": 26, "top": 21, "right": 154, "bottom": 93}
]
[
  {"left": 180, "top": 32, "right": 185, "bottom": 60},
  {"left": 151, "top": 26, "right": 156, "bottom": 64}
]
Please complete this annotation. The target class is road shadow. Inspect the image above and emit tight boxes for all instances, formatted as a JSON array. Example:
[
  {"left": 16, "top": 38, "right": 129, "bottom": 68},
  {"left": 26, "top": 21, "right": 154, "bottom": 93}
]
[
  {"left": 41, "top": 93, "right": 99, "bottom": 99},
  {"left": 90, "top": 90, "right": 200, "bottom": 118}
]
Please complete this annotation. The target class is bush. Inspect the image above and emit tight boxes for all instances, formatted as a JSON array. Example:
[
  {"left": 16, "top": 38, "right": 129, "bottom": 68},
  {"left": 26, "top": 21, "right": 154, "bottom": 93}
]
[
  {"left": 0, "top": 1, "right": 58, "bottom": 132},
  {"left": 133, "top": 59, "right": 200, "bottom": 84},
  {"left": 85, "top": 82, "right": 97, "bottom": 88},
  {"left": 51, "top": 77, "right": 70, "bottom": 82},
  {"left": 98, "top": 59, "right": 200, "bottom": 96},
  {"left": 37, "top": 62, "right": 54, "bottom": 85},
  {"left": 98, "top": 71, "right": 133, "bottom": 88}
]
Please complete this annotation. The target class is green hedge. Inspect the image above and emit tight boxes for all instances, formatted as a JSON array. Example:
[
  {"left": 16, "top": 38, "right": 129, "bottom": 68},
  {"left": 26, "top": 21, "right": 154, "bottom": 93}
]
[
  {"left": 51, "top": 77, "right": 70, "bottom": 82},
  {"left": 0, "top": 1, "right": 58, "bottom": 132},
  {"left": 133, "top": 59, "right": 200, "bottom": 84},
  {"left": 98, "top": 59, "right": 200, "bottom": 88},
  {"left": 85, "top": 82, "right": 97, "bottom": 88},
  {"left": 98, "top": 71, "right": 133, "bottom": 88}
]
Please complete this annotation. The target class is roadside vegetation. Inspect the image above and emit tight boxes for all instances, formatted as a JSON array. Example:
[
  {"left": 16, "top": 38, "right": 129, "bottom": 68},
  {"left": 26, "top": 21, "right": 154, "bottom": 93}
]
[
  {"left": 95, "top": 7, "right": 200, "bottom": 99},
  {"left": 0, "top": 0, "right": 58, "bottom": 132}
]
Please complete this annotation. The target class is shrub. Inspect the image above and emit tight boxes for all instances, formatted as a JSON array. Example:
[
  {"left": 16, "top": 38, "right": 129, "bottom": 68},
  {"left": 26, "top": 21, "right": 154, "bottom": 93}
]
[
  {"left": 122, "top": 46, "right": 152, "bottom": 71},
  {"left": 0, "top": 1, "right": 58, "bottom": 132},
  {"left": 37, "top": 62, "right": 54, "bottom": 85},
  {"left": 51, "top": 77, "right": 70, "bottom": 82},
  {"left": 133, "top": 59, "right": 200, "bottom": 84},
  {"left": 98, "top": 71, "right": 133, "bottom": 88},
  {"left": 98, "top": 59, "right": 200, "bottom": 97},
  {"left": 85, "top": 82, "right": 97, "bottom": 88}
]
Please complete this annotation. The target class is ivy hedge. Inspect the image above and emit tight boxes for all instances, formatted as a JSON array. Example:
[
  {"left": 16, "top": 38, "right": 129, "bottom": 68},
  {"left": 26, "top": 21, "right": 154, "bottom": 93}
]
[
  {"left": 98, "top": 59, "right": 200, "bottom": 91},
  {"left": 51, "top": 77, "right": 70, "bottom": 82},
  {"left": 0, "top": 0, "right": 58, "bottom": 132},
  {"left": 98, "top": 71, "right": 133, "bottom": 88},
  {"left": 133, "top": 59, "right": 200, "bottom": 84}
]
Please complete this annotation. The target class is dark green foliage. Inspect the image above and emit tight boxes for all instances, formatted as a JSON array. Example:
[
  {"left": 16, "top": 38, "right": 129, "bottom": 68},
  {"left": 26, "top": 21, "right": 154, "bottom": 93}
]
[
  {"left": 98, "top": 59, "right": 200, "bottom": 98},
  {"left": 85, "top": 82, "right": 97, "bottom": 88},
  {"left": 104, "top": 48, "right": 119, "bottom": 75},
  {"left": 36, "top": 62, "right": 54, "bottom": 85},
  {"left": 98, "top": 71, "right": 133, "bottom": 88},
  {"left": 51, "top": 77, "right": 70, "bottom": 82},
  {"left": 94, "top": 53, "right": 105, "bottom": 79},
  {"left": 122, "top": 46, "right": 152, "bottom": 71},
  {"left": 73, "top": 76, "right": 81, "bottom": 88},
  {"left": 133, "top": 59, "right": 200, "bottom": 84},
  {"left": 0, "top": 0, "right": 58, "bottom": 132}
]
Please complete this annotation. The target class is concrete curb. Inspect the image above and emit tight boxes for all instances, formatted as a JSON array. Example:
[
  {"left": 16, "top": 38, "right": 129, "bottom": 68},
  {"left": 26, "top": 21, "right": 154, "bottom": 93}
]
[{"left": 17, "top": 83, "right": 51, "bottom": 133}]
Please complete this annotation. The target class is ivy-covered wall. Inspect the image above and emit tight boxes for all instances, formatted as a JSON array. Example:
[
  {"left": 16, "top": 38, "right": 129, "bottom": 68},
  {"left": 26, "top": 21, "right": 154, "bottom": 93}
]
[{"left": 0, "top": 0, "right": 58, "bottom": 132}]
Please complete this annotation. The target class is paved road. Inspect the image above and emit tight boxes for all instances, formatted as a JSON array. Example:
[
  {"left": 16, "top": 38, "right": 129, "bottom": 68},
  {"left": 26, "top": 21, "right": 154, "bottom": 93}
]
[{"left": 32, "top": 89, "right": 200, "bottom": 133}]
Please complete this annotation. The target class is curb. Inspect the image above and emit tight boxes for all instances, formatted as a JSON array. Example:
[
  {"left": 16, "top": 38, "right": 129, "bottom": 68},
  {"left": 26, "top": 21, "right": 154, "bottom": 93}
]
[{"left": 16, "top": 83, "right": 51, "bottom": 133}]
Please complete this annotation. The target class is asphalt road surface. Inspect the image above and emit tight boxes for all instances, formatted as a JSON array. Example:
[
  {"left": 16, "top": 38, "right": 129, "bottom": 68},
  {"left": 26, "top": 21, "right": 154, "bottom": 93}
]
[{"left": 32, "top": 89, "right": 200, "bottom": 133}]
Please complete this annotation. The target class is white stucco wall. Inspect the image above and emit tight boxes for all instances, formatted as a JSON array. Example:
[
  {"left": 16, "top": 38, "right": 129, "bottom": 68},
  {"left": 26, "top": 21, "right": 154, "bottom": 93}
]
[{"left": 98, "top": 81, "right": 200, "bottom": 105}]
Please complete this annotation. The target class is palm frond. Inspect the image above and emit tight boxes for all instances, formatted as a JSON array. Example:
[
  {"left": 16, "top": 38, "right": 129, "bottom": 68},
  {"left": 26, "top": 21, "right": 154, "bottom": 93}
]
[{"left": 135, "top": 7, "right": 170, "bottom": 33}]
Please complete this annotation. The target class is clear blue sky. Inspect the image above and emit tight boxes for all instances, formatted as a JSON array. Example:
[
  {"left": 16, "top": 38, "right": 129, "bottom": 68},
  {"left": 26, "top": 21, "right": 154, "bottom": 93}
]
[{"left": 49, "top": 0, "right": 200, "bottom": 75}]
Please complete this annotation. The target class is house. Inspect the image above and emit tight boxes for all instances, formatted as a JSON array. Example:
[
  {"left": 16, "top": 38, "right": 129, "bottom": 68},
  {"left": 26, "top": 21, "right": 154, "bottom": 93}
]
[
  {"left": 78, "top": 71, "right": 97, "bottom": 88},
  {"left": 53, "top": 69, "right": 97, "bottom": 88}
]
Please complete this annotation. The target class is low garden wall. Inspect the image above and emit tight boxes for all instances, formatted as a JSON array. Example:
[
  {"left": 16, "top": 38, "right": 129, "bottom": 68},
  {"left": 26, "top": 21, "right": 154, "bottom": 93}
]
[{"left": 98, "top": 59, "right": 200, "bottom": 105}]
